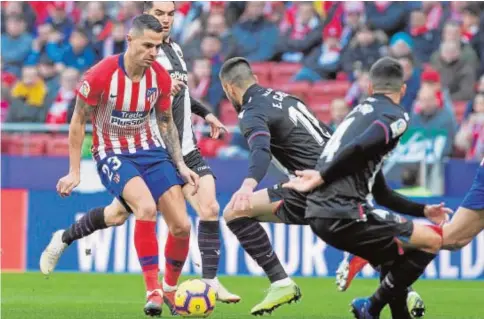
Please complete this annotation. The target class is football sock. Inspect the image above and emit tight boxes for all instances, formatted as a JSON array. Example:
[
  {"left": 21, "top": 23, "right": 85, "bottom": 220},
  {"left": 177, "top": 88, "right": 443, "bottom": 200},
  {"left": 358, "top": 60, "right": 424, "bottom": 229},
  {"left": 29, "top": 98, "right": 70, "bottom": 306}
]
[
  {"left": 164, "top": 233, "right": 190, "bottom": 287},
  {"left": 226, "top": 217, "right": 287, "bottom": 283},
  {"left": 370, "top": 250, "right": 435, "bottom": 316},
  {"left": 198, "top": 220, "right": 221, "bottom": 280},
  {"left": 380, "top": 264, "right": 411, "bottom": 319},
  {"left": 134, "top": 220, "right": 159, "bottom": 292},
  {"left": 62, "top": 207, "right": 107, "bottom": 245}
]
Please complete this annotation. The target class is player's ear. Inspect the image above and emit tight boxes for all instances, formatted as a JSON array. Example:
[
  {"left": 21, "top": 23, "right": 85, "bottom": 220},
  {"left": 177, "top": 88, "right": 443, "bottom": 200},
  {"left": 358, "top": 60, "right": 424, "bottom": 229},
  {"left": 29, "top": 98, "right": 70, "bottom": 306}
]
[
  {"left": 400, "top": 83, "right": 407, "bottom": 98},
  {"left": 126, "top": 33, "right": 133, "bottom": 44},
  {"left": 368, "top": 82, "right": 374, "bottom": 96},
  {"left": 253, "top": 74, "right": 259, "bottom": 83}
]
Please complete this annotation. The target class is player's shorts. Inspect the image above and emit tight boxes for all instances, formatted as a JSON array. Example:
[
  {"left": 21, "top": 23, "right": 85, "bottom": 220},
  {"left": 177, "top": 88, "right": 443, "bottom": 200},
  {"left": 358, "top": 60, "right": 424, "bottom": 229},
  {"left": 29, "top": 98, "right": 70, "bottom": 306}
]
[
  {"left": 307, "top": 210, "right": 414, "bottom": 267},
  {"left": 267, "top": 183, "right": 308, "bottom": 225},
  {"left": 184, "top": 149, "right": 214, "bottom": 178},
  {"left": 460, "top": 163, "right": 484, "bottom": 211},
  {"left": 96, "top": 148, "right": 184, "bottom": 211}
]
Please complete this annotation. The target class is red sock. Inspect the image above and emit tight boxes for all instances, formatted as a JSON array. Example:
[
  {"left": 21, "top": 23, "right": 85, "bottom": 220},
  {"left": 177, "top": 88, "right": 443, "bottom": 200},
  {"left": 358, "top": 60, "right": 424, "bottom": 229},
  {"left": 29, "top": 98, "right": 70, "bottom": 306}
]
[
  {"left": 164, "top": 233, "right": 190, "bottom": 286},
  {"left": 134, "top": 220, "right": 159, "bottom": 292}
]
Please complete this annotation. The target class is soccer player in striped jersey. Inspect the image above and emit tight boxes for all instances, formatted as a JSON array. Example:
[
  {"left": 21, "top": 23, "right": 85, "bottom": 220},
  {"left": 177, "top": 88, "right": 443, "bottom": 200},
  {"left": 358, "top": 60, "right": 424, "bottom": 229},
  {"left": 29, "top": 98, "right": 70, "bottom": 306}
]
[{"left": 42, "top": 15, "right": 199, "bottom": 317}]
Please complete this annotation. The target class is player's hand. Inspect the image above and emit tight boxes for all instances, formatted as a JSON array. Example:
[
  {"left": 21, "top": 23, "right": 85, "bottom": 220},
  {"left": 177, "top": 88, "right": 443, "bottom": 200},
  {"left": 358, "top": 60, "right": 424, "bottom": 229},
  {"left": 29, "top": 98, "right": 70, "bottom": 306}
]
[
  {"left": 171, "top": 79, "right": 186, "bottom": 96},
  {"left": 179, "top": 164, "right": 199, "bottom": 195},
  {"left": 228, "top": 185, "right": 253, "bottom": 212},
  {"left": 56, "top": 172, "right": 80, "bottom": 198},
  {"left": 282, "top": 170, "right": 324, "bottom": 192},
  {"left": 205, "top": 114, "right": 228, "bottom": 139},
  {"left": 424, "top": 202, "right": 453, "bottom": 225}
]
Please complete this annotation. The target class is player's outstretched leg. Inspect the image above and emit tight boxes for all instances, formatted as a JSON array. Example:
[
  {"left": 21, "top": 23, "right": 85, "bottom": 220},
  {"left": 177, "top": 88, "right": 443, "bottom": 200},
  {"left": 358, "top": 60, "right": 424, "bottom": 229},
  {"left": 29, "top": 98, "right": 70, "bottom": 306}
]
[
  {"left": 40, "top": 201, "right": 129, "bottom": 275},
  {"left": 224, "top": 189, "right": 301, "bottom": 316},
  {"left": 183, "top": 174, "right": 241, "bottom": 303}
]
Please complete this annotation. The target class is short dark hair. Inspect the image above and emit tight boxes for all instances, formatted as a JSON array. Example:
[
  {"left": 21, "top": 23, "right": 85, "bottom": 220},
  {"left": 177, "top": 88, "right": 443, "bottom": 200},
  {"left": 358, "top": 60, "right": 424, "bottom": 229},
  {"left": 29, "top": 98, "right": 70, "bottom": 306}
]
[
  {"left": 131, "top": 14, "right": 163, "bottom": 34},
  {"left": 219, "top": 57, "right": 255, "bottom": 88},
  {"left": 143, "top": 1, "right": 175, "bottom": 12},
  {"left": 369, "top": 57, "right": 404, "bottom": 93}
]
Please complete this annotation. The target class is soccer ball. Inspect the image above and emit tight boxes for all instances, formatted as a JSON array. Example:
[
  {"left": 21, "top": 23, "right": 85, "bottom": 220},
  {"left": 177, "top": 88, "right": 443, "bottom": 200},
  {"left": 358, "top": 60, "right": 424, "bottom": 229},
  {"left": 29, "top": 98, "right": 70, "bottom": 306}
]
[{"left": 175, "top": 279, "right": 216, "bottom": 317}]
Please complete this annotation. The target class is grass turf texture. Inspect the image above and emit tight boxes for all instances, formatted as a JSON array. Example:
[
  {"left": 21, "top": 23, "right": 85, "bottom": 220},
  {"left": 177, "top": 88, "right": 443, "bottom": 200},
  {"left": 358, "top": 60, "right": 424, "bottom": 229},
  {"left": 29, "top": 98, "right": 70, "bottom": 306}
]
[{"left": 2, "top": 273, "right": 482, "bottom": 318}]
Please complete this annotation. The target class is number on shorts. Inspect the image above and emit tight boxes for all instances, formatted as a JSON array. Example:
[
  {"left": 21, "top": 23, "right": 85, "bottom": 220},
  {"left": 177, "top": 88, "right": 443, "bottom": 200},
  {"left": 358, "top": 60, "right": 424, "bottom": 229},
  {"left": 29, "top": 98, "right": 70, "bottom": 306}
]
[
  {"left": 320, "top": 117, "right": 355, "bottom": 163},
  {"left": 102, "top": 156, "right": 122, "bottom": 181}
]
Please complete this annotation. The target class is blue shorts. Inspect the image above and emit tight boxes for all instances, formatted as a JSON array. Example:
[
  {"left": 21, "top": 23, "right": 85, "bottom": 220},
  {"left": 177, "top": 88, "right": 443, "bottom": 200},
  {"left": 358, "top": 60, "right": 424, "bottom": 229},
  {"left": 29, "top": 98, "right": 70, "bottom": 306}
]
[
  {"left": 461, "top": 162, "right": 484, "bottom": 211},
  {"left": 96, "top": 148, "right": 184, "bottom": 211}
]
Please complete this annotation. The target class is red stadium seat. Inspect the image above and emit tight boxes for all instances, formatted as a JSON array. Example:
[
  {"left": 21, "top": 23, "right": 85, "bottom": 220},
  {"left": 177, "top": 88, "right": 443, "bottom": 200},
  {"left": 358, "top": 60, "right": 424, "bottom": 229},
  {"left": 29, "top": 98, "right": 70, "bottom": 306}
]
[
  {"left": 220, "top": 99, "right": 238, "bottom": 126},
  {"left": 270, "top": 63, "right": 302, "bottom": 85},
  {"left": 1, "top": 133, "right": 12, "bottom": 153},
  {"left": 276, "top": 82, "right": 310, "bottom": 102},
  {"left": 312, "top": 80, "right": 350, "bottom": 97},
  {"left": 453, "top": 101, "right": 468, "bottom": 124},
  {"left": 46, "top": 135, "right": 70, "bottom": 156},
  {"left": 250, "top": 62, "right": 273, "bottom": 87},
  {"left": 312, "top": 109, "right": 332, "bottom": 125},
  {"left": 7, "top": 133, "right": 48, "bottom": 156}
]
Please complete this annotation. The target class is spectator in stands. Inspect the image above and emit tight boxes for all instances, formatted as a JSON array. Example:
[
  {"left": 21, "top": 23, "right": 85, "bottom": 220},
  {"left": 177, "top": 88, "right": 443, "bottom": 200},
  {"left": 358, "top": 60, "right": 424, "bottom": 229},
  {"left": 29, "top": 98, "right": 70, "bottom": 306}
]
[
  {"left": 118, "top": 1, "right": 142, "bottom": 30},
  {"left": 461, "top": 4, "right": 480, "bottom": 44},
  {"left": 389, "top": 32, "right": 413, "bottom": 57},
  {"left": 329, "top": 98, "right": 350, "bottom": 131},
  {"left": 231, "top": 1, "right": 279, "bottom": 62},
  {"left": 1, "top": 16, "right": 33, "bottom": 78},
  {"left": 464, "top": 74, "right": 484, "bottom": 120},
  {"left": 6, "top": 66, "right": 48, "bottom": 123},
  {"left": 276, "top": 2, "right": 322, "bottom": 63},
  {"left": 46, "top": 68, "right": 80, "bottom": 124},
  {"left": 26, "top": 23, "right": 55, "bottom": 65},
  {"left": 345, "top": 69, "right": 370, "bottom": 106},
  {"left": 95, "top": 21, "right": 126, "bottom": 60},
  {"left": 398, "top": 54, "right": 421, "bottom": 113},
  {"left": 422, "top": 1, "right": 445, "bottom": 31},
  {"left": 45, "top": 2, "right": 75, "bottom": 42},
  {"left": 447, "top": 1, "right": 467, "bottom": 24},
  {"left": 419, "top": 67, "right": 455, "bottom": 123},
  {"left": 1, "top": 1, "right": 36, "bottom": 34},
  {"left": 431, "top": 21, "right": 479, "bottom": 67},
  {"left": 200, "top": 34, "right": 225, "bottom": 114},
  {"left": 38, "top": 56, "right": 60, "bottom": 111},
  {"left": 411, "top": 86, "right": 457, "bottom": 157},
  {"left": 409, "top": 9, "right": 440, "bottom": 63},
  {"left": 61, "top": 27, "right": 96, "bottom": 72},
  {"left": 341, "top": 24, "right": 385, "bottom": 80},
  {"left": 292, "top": 23, "right": 342, "bottom": 82},
  {"left": 455, "top": 93, "right": 484, "bottom": 161},
  {"left": 341, "top": 1, "right": 365, "bottom": 50},
  {"left": 431, "top": 40, "right": 476, "bottom": 101},
  {"left": 365, "top": 1, "right": 408, "bottom": 37},
  {"left": 83, "top": 2, "right": 113, "bottom": 43},
  {"left": 188, "top": 58, "right": 212, "bottom": 102}
]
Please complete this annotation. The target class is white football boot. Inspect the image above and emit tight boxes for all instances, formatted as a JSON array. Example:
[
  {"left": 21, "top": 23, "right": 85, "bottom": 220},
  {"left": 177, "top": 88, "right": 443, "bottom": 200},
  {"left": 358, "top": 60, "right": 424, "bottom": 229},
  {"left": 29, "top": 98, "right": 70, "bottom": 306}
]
[{"left": 40, "top": 230, "right": 68, "bottom": 275}]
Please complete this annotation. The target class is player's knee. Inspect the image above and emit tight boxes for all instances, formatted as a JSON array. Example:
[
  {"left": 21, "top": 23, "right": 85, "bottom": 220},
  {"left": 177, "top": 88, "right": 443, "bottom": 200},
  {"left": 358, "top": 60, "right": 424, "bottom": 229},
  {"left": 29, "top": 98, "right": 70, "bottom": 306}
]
[
  {"left": 135, "top": 202, "right": 157, "bottom": 221},
  {"left": 169, "top": 220, "right": 191, "bottom": 237},
  {"left": 199, "top": 201, "right": 220, "bottom": 221}
]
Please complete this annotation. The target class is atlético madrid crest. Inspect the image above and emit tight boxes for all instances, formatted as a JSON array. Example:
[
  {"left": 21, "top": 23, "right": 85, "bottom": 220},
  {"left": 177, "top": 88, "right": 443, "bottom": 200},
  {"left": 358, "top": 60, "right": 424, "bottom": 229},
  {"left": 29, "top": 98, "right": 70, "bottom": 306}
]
[{"left": 146, "top": 88, "right": 159, "bottom": 103}]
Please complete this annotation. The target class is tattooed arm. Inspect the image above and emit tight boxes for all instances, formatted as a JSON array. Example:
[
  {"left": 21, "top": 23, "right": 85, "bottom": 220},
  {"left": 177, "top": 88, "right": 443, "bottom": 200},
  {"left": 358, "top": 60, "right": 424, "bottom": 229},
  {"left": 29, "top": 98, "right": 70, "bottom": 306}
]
[
  {"left": 156, "top": 106, "right": 184, "bottom": 168},
  {"left": 57, "top": 97, "right": 93, "bottom": 197}
]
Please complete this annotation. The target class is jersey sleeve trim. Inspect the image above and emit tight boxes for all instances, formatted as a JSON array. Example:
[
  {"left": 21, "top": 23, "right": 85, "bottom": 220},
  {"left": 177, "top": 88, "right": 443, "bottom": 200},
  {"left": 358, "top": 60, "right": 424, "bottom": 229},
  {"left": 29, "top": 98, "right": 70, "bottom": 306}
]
[
  {"left": 248, "top": 131, "right": 271, "bottom": 145},
  {"left": 373, "top": 120, "right": 390, "bottom": 144}
]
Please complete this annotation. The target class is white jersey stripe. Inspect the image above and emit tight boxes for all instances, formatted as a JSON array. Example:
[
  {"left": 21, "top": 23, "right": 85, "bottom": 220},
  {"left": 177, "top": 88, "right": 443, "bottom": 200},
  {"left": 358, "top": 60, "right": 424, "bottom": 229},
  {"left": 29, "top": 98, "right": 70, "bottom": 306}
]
[
  {"left": 181, "top": 91, "right": 195, "bottom": 155},
  {"left": 109, "top": 70, "right": 122, "bottom": 155},
  {"left": 122, "top": 76, "right": 136, "bottom": 154},
  {"left": 138, "top": 73, "right": 150, "bottom": 151},
  {"left": 149, "top": 69, "right": 163, "bottom": 148}
]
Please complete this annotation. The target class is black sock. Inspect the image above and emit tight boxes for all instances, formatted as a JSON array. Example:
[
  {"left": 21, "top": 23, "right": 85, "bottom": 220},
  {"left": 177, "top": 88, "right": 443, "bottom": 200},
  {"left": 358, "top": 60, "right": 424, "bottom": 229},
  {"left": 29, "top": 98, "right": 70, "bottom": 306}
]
[
  {"left": 226, "top": 217, "right": 287, "bottom": 283},
  {"left": 62, "top": 207, "right": 107, "bottom": 245},
  {"left": 370, "top": 250, "right": 435, "bottom": 316},
  {"left": 198, "top": 220, "right": 221, "bottom": 280},
  {"left": 380, "top": 264, "right": 411, "bottom": 319}
]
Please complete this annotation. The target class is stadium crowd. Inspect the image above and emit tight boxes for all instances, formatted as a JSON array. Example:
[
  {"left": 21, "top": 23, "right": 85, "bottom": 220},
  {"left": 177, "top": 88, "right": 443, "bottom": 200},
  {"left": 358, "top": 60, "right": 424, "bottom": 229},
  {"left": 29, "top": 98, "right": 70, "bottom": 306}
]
[{"left": 1, "top": 1, "right": 483, "bottom": 161}]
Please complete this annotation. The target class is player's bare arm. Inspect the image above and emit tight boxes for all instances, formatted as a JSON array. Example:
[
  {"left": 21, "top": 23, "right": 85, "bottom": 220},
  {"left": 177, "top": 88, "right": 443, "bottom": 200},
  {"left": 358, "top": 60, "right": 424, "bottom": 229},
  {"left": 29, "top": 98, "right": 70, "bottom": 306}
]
[
  {"left": 57, "top": 98, "right": 93, "bottom": 197},
  {"left": 157, "top": 106, "right": 199, "bottom": 194}
]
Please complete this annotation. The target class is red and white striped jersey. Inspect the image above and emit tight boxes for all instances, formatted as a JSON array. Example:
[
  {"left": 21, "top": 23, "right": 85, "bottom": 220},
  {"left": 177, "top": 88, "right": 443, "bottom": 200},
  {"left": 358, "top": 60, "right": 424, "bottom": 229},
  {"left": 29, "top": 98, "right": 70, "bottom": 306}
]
[{"left": 77, "top": 54, "right": 172, "bottom": 160}]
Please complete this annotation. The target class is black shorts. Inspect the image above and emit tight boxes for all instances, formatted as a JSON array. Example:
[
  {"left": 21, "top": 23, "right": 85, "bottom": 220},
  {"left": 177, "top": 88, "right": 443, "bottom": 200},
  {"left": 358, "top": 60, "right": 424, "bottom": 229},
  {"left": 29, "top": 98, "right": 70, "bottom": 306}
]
[
  {"left": 267, "top": 183, "right": 308, "bottom": 225},
  {"left": 307, "top": 210, "right": 414, "bottom": 267},
  {"left": 184, "top": 150, "right": 214, "bottom": 178}
]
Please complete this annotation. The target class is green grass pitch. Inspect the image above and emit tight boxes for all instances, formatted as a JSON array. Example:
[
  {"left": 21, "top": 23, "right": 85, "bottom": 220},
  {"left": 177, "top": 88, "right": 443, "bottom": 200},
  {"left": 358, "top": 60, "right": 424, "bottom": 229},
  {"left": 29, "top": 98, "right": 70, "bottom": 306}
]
[{"left": 2, "top": 273, "right": 483, "bottom": 318}]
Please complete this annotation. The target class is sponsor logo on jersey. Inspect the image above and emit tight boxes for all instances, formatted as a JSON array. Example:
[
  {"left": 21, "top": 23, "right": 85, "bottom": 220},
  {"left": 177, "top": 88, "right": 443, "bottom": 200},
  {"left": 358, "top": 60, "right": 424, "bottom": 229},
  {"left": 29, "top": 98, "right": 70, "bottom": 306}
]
[
  {"left": 110, "top": 110, "right": 149, "bottom": 126},
  {"left": 169, "top": 70, "right": 188, "bottom": 84},
  {"left": 79, "top": 81, "right": 90, "bottom": 98},
  {"left": 146, "top": 88, "right": 159, "bottom": 104},
  {"left": 390, "top": 118, "right": 407, "bottom": 138}
]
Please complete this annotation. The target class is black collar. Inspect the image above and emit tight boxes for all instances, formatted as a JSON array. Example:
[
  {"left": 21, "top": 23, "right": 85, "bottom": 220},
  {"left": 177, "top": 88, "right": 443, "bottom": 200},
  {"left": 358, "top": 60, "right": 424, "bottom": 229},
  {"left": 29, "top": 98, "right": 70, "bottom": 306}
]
[
  {"left": 242, "top": 83, "right": 263, "bottom": 106},
  {"left": 371, "top": 93, "right": 404, "bottom": 110}
]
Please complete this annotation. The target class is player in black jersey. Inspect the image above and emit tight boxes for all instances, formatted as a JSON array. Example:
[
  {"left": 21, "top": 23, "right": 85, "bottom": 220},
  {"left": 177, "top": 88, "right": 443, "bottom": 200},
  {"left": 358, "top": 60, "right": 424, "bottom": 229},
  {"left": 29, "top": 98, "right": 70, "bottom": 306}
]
[
  {"left": 219, "top": 57, "right": 332, "bottom": 315},
  {"left": 284, "top": 57, "right": 452, "bottom": 319}
]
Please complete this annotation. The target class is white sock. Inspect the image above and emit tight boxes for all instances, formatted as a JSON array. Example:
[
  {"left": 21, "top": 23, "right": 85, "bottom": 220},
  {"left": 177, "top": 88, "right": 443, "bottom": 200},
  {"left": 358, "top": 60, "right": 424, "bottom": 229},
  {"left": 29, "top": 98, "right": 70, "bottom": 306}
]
[
  {"left": 271, "top": 277, "right": 293, "bottom": 288},
  {"left": 163, "top": 279, "right": 177, "bottom": 292},
  {"left": 202, "top": 277, "right": 219, "bottom": 289}
]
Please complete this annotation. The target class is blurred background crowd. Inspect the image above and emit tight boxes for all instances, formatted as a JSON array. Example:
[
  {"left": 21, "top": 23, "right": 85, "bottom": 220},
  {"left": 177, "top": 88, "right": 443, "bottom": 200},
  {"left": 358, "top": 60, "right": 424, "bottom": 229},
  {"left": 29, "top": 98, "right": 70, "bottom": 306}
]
[{"left": 1, "top": 1, "right": 483, "bottom": 166}]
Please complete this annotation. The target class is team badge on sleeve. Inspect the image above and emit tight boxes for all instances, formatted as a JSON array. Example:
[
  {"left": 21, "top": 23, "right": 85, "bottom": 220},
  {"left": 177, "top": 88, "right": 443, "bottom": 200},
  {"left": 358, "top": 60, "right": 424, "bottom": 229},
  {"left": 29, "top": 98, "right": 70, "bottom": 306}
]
[
  {"left": 146, "top": 88, "right": 159, "bottom": 103},
  {"left": 79, "top": 81, "right": 90, "bottom": 98},
  {"left": 390, "top": 118, "right": 408, "bottom": 138}
]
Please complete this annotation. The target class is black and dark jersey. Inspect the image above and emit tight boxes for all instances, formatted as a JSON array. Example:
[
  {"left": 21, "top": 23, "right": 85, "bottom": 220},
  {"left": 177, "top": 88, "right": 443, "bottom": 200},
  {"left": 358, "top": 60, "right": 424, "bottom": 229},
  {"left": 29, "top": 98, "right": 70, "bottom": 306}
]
[
  {"left": 155, "top": 41, "right": 210, "bottom": 156},
  {"left": 306, "top": 94, "right": 410, "bottom": 220},
  {"left": 239, "top": 84, "right": 332, "bottom": 182}
]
